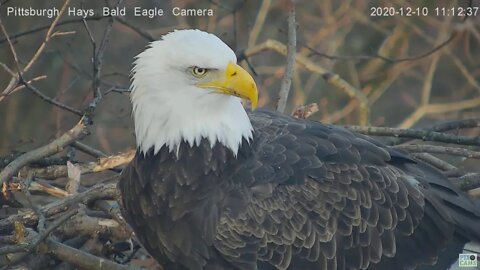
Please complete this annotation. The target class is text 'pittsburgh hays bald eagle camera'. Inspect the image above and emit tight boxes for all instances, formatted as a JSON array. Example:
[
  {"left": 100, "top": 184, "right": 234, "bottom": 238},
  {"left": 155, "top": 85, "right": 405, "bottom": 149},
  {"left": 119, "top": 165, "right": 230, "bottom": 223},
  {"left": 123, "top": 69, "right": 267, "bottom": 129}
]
[{"left": 118, "top": 29, "right": 480, "bottom": 270}]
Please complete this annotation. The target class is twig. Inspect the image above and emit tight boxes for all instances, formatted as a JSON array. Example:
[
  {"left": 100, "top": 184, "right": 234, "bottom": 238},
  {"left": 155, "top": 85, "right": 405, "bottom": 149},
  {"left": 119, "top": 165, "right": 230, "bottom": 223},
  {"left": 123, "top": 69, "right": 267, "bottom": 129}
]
[
  {"left": 58, "top": 207, "right": 130, "bottom": 240},
  {"left": 0, "top": 75, "right": 47, "bottom": 102},
  {"left": 0, "top": 119, "right": 88, "bottom": 185},
  {"left": 18, "top": 76, "right": 83, "bottom": 116},
  {"left": 29, "top": 180, "right": 70, "bottom": 198},
  {"left": 0, "top": 208, "right": 77, "bottom": 255},
  {"left": 21, "top": 173, "right": 46, "bottom": 233},
  {"left": 0, "top": 182, "right": 118, "bottom": 233},
  {"left": 428, "top": 118, "right": 480, "bottom": 133},
  {"left": 84, "top": 0, "right": 124, "bottom": 116},
  {"left": 0, "top": 17, "right": 21, "bottom": 72},
  {"left": 346, "top": 125, "right": 480, "bottom": 146},
  {"left": 454, "top": 173, "right": 480, "bottom": 191},
  {"left": 1, "top": 0, "right": 82, "bottom": 116},
  {"left": 24, "top": 150, "right": 134, "bottom": 179},
  {"left": 37, "top": 229, "right": 143, "bottom": 270},
  {"left": 72, "top": 141, "right": 107, "bottom": 158},
  {"left": 23, "top": 0, "right": 71, "bottom": 72},
  {"left": 304, "top": 32, "right": 457, "bottom": 64},
  {"left": 396, "top": 144, "right": 480, "bottom": 159},
  {"left": 94, "top": 200, "right": 132, "bottom": 239},
  {"left": 43, "top": 182, "right": 119, "bottom": 217},
  {"left": 0, "top": 16, "right": 106, "bottom": 45},
  {"left": 392, "top": 118, "right": 480, "bottom": 145},
  {"left": 6, "top": 177, "right": 68, "bottom": 198},
  {"left": 412, "top": 153, "right": 457, "bottom": 171},
  {"left": 276, "top": 1, "right": 296, "bottom": 113},
  {"left": 1, "top": 155, "right": 69, "bottom": 169}
]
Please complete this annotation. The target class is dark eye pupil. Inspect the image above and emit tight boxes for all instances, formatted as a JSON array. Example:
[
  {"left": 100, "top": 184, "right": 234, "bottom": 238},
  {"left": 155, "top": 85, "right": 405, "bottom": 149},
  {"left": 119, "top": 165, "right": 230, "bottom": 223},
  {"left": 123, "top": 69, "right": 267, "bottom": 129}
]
[{"left": 196, "top": 68, "right": 205, "bottom": 73}]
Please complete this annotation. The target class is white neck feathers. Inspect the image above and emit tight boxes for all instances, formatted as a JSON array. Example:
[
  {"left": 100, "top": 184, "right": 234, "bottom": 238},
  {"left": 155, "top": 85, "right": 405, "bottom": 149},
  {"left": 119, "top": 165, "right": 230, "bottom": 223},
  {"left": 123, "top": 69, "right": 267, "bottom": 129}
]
[{"left": 131, "top": 84, "right": 253, "bottom": 156}]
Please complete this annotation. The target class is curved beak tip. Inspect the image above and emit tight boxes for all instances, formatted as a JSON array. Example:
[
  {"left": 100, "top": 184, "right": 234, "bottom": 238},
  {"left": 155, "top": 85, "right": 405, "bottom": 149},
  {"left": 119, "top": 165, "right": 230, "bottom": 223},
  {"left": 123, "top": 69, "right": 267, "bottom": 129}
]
[{"left": 196, "top": 63, "right": 259, "bottom": 109}]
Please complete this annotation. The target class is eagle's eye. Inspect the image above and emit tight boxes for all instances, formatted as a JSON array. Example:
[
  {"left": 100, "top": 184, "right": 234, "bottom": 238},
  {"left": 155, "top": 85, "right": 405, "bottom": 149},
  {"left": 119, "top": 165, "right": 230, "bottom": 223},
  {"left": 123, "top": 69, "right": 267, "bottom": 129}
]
[{"left": 192, "top": 67, "right": 208, "bottom": 77}]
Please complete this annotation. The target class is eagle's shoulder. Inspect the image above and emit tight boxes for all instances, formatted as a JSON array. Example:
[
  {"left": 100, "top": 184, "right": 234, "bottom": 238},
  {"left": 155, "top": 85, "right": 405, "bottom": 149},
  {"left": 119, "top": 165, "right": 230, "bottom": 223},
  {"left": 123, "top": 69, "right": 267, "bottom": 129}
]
[{"left": 214, "top": 109, "right": 480, "bottom": 270}]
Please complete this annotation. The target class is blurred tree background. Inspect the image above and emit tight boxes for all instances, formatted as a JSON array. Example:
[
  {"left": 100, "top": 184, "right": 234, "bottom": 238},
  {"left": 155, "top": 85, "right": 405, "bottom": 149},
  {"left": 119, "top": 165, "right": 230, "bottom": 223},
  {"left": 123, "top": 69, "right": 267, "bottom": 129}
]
[{"left": 1, "top": 0, "right": 479, "bottom": 161}]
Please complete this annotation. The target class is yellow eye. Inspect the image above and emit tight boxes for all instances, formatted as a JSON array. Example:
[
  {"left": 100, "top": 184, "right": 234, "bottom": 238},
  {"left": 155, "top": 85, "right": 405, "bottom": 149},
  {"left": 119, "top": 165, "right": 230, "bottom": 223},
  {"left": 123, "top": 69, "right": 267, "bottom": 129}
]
[{"left": 192, "top": 67, "right": 208, "bottom": 77}]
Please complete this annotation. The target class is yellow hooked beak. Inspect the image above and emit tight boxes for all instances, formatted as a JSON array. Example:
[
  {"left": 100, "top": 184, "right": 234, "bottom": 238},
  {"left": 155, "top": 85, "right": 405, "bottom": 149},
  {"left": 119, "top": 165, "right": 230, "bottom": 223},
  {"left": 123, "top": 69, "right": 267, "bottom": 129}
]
[{"left": 196, "top": 63, "right": 258, "bottom": 109}]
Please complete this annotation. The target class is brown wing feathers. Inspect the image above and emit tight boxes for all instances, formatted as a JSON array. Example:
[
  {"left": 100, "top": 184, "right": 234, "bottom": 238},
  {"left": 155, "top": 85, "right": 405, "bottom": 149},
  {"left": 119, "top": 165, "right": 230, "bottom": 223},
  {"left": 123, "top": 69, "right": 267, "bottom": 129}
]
[
  {"left": 215, "top": 110, "right": 480, "bottom": 269},
  {"left": 119, "top": 109, "right": 480, "bottom": 270}
]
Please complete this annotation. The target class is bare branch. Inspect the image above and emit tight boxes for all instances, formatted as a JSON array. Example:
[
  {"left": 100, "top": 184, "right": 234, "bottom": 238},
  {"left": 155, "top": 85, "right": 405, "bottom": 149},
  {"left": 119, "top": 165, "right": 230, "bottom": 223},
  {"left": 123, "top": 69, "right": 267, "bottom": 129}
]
[
  {"left": 412, "top": 153, "right": 457, "bottom": 171},
  {"left": 71, "top": 141, "right": 107, "bottom": 158},
  {"left": 58, "top": 206, "right": 130, "bottom": 240},
  {"left": 428, "top": 118, "right": 480, "bottom": 133},
  {"left": 0, "top": 75, "right": 47, "bottom": 102},
  {"left": 18, "top": 76, "right": 83, "bottom": 116},
  {"left": 0, "top": 182, "right": 118, "bottom": 233},
  {"left": 0, "top": 7, "right": 82, "bottom": 116},
  {"left": 304, "top": 32, "right": 457, "bottom": 64},
  {"left": 392, "top": 118, "right": 480, "bottom": 145},
  {"left": 0, "top": 208, "right": 77, "bottom": 255},
  {"left": 346, "top": 125, "right": 480, "bottom": 147},
  {"left": 37, "top": 230, "right": 142, "bottom": 270},
  {"left": 396, "top": 144, "right": 480, "bottom": 159},
  {"left": 454, "top": 173, "right": 480, "bottom": 191},
  {"left": 24, "top": 150, "right": 134, "bottom": 179},
  {"left": 23, "top": 0, "right": 72, "bottom": 72},
  {"left": 0, "top": 17, "right": 21, "bottom": 72},
  {"left": 276, "top": 1, "right": 296, "bottom": 113},
  {"left": 0, "top": 16, "right": 106, "bottom": 45},
  {"left": 0, "top": 119, "right": 88, "bottom": 186}
]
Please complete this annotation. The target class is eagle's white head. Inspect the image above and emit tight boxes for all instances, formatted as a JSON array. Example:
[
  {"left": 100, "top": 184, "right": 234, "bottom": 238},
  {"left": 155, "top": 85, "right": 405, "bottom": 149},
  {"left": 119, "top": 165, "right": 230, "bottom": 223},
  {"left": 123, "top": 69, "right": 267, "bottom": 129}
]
[{"left": 131, "top": 29, "right": 258, "bottom": 155}]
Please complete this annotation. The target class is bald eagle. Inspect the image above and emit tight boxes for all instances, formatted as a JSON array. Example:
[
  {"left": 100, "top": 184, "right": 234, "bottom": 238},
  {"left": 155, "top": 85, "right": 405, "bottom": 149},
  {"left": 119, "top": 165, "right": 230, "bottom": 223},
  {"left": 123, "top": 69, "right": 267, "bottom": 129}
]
[{"left": 118, "top": 29, "right": 480, "bottom": 270}]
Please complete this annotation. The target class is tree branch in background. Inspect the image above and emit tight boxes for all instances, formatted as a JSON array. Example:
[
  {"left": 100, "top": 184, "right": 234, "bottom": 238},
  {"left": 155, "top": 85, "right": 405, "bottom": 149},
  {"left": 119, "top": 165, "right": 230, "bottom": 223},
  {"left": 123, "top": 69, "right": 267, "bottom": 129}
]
[
  {"left": 18, "top": 76, "right": 84, "bottom": 116},
  {"left": 247, "top": 0, "right": 271, "bottom": 49},
  {"left": 346, "top": 125, "right": 480, "bottom": 147},
  {"left": 244, "top": 39, "right": 370, "bottom": 124},
  {"left": 276, "top": 0, "right": 296, "bottom": 113},
  {"left": 0, "top": 75, "right": 47, "bottom": 102},
  {"left": 0, "top": 1, "right": 83, "bottom": 116},
  {"left": 0, "top": 16, "right": 106, "bottom": 45},
  {"left": 22, "top": 0, "right": 71, "bottom": 72},
  {"left": 303, "top": 32, "right": 458, "bottom": 64},
  {"left": 84, "top": 0, "right": 125, "bottom": 116}
]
